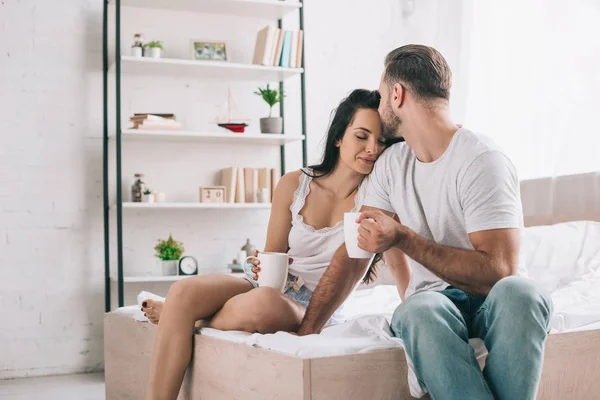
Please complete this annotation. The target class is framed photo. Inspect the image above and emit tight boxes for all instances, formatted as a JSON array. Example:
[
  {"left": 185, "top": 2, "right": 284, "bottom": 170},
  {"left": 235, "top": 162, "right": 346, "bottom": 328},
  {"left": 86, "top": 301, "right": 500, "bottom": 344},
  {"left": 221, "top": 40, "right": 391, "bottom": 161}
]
[
  {"left": 191, "top": 40, "right": 227, "bottom": 61},
  {"left": 199, "top": 186, "right": 226, "bottom": 203}
]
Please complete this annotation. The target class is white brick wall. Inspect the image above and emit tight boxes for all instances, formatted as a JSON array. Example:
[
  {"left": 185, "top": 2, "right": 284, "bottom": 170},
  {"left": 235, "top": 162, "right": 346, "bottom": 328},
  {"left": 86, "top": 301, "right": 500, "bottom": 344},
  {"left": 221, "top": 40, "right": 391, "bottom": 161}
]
[{"left": 0, "top": 0, "right": 465, "bottom": 379}]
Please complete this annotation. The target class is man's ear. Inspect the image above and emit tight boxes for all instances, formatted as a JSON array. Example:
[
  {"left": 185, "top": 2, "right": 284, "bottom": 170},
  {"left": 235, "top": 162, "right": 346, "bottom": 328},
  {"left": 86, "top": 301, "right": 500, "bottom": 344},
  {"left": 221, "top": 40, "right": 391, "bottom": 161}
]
[{"left": 392, "top": 83, "right": 405, "bottom": 109}]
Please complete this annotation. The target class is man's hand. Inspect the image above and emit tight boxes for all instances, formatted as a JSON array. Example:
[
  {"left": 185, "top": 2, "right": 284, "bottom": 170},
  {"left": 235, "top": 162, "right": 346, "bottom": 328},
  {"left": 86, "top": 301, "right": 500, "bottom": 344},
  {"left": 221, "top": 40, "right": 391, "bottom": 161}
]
[{"left": 356, "top": 210, "right": 406, "bottom": 254}]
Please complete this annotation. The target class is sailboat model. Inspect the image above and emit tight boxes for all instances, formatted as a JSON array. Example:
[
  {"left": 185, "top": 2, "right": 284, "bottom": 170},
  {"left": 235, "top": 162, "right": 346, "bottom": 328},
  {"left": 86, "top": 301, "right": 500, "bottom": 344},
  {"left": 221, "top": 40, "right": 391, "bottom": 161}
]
[{"left": 215, "top": 88, "right": 251, "bottom": 133}]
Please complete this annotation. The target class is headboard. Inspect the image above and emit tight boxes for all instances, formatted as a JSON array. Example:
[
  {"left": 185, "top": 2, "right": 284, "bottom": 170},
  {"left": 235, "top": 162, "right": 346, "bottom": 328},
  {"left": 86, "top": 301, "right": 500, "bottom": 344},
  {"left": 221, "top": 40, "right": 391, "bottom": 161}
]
[
  {"left": 520, "top": 172, "right": 600, "bottom": 223},
  {"left": 524, "top": 213, "right": 600, "bottom": 227}
]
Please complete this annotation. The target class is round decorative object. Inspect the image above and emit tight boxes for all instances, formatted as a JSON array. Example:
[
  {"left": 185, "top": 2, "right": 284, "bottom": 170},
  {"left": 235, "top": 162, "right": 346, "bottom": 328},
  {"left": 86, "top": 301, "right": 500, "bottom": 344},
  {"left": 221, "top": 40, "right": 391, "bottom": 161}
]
[{"left": 178, "top": 256, "right": 198, "bottom": 275}]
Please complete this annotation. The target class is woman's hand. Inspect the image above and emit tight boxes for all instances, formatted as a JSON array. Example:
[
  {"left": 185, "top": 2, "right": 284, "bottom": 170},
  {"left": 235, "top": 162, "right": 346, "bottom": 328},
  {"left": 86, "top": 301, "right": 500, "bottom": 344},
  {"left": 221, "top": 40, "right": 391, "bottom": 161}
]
[{"left": 250, "top": 250, "right": 294, "bottom": 281}]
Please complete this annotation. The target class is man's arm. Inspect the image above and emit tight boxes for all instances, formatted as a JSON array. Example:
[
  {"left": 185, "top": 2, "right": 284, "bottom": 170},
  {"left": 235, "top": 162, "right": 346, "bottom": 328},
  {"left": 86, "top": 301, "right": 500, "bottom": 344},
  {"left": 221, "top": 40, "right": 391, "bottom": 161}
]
[
  {"left": 395, "top": 226, "right": 518, "bottom": 296},
  {"left": 297, "top": 244, "right": 370, "bottom": 335},
  {"left": 357, "top": 212, "right": 519, "bottom": 297},
  {"left": 297, "top": 206, "right": 389, "bottom": 335}
]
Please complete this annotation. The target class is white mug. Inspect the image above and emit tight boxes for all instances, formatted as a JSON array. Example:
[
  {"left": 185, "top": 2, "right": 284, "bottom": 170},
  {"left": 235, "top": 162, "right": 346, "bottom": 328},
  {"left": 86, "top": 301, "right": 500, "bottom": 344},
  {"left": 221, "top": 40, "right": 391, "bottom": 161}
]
[
  {"left": 243, "top": 252, "right": 289, "bottom": 291},
  {"left": 344, "top": 212, "right": 375, "bottom": 259}
]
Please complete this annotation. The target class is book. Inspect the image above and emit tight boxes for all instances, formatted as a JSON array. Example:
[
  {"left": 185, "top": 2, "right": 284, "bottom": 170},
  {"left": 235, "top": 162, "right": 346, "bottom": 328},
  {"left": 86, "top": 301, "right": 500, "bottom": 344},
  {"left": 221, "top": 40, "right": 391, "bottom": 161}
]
[
  {"left": 296, "top": 30, "right": 304, "bottom": 68},
  {"left": 220, "top": 167, "right": 237, "bottom": 203},
  {"left": 257, "top": 168, "right": 271, "bottom": 200},
  {"left": 243, "top": 168, "right": 258, "bottom": 203},
  {"left": 252, "top": 25, "right": 277, "bottom": 66},
  {"left": 290, "top": 31, "right": 299, "bottom": 68},
  {"left": 235, "top": 167, "right": 245, "bottom": 203},
  {"left": 272, "top": 29, "right": 285, "bottom": 67},
  {"left": 279, "top": 31, "right": 293, "bottom": 68},
  {"left": 269, "top": 29, "right": 283, "bottom": 66}
]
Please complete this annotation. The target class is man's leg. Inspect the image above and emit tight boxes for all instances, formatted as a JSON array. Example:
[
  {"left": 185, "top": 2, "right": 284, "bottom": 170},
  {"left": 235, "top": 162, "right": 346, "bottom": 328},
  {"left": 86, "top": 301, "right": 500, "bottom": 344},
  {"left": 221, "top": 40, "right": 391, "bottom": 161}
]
[
  {"left": 391, "top": 291, "right": 494, "bottom": 400},
  {"left": 471, "top": 276, "right": 553, "bottom": 400}
]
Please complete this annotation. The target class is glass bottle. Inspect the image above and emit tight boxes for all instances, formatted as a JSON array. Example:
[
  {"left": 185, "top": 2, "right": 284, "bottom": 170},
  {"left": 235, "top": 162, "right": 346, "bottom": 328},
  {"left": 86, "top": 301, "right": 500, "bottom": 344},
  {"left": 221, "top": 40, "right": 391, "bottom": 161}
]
[
  {"left": 131, "top": 173, "right": 145, "bottom": 203},
  {"left": 131, "top": 33, "right": 144, "bottom": 57}
]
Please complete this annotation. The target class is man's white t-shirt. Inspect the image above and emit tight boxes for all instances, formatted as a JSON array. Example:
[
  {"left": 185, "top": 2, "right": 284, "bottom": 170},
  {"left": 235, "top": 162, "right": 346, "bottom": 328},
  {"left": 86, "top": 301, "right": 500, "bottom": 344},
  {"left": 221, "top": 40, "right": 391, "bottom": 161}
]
[{"left": 364, "top": 128, "right": 524, "bottom": 298}]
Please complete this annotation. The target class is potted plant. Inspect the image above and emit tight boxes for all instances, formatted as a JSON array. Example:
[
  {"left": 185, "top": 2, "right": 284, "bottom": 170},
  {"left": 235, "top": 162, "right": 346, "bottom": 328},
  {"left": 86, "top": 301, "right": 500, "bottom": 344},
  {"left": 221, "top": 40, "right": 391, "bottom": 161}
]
[
  {"left": 143, "top": 40, "right": 163, "bottom": 58},
  {"left": 143, "top": 188, "right": 154, "bottom": 203},
  {"left": 254, "top": 83, "right": 284, "bottom": 134},
  {"left": 154, "top": 234, "right": 184, "bottom": 276}
]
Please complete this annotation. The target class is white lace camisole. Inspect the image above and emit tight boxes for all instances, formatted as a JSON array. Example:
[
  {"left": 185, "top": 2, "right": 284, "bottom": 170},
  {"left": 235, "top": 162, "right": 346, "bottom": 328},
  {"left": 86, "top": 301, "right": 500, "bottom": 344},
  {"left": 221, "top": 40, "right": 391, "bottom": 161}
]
[{"left": 287, "top": 169, "right": 367, "bottom": 292}]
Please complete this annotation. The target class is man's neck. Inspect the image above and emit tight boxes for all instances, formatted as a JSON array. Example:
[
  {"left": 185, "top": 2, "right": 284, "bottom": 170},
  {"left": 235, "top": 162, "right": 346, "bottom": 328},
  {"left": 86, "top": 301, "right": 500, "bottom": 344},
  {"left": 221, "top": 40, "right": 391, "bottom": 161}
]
[{"left": 402, "top": 106, "right": 458, "bottom": 163}]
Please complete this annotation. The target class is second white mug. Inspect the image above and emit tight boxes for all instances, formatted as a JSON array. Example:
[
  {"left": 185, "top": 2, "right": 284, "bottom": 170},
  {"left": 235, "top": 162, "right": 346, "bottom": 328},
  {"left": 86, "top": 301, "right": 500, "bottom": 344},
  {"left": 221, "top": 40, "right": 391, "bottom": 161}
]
[
  {"left": 243, "top": 252, "right": 289, "bottom": 291},
  {"left": 344, "top": 212, "right": 375, "bottom": 259}
]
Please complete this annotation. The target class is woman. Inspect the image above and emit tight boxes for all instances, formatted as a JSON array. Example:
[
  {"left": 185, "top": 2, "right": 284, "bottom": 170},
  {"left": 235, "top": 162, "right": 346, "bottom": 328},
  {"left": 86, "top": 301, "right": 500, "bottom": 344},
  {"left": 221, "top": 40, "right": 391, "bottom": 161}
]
[{"left": 142, "top": 89, "right": 409, "bottom": 400}]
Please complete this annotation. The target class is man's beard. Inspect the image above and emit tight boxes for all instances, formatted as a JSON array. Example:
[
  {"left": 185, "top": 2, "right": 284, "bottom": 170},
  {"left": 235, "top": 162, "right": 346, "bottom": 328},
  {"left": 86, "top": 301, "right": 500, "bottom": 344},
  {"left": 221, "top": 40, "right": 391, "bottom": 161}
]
[{"left": 381, "top": 105, "right": 403, "bottom": 140}]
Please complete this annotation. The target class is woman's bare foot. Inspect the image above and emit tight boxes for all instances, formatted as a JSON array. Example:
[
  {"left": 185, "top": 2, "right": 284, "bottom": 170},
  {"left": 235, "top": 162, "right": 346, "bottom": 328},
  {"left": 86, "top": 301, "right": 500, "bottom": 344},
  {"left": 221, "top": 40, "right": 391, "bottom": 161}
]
[{"left": 141, "top": 299, "right": 164, "bottom": 325}]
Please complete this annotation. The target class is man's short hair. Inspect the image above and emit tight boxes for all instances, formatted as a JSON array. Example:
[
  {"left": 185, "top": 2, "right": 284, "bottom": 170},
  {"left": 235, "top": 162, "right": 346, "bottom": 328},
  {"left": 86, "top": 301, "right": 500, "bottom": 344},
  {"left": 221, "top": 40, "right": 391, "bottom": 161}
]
[{"left": 384, "top": 44, "right": 452, "bottom": 101}]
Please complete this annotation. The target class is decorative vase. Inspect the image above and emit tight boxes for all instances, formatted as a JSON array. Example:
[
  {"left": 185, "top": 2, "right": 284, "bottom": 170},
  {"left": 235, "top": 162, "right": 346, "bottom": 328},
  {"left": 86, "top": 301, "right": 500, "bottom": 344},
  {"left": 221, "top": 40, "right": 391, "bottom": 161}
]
[
  {"left": 154, "top": 191, "right": 166, "bottom": 203},
  {"left": 160, "top": 260, "right": 178, "bottom": 276},
  {"left": 259, "top": 117, "right": 282, "bottom": 134},
  {"left": 131, "top": 46, "right": 142, "bottom": 57},
  {"left": 144, "top": 47, "right": 162, "bottom": 58}
]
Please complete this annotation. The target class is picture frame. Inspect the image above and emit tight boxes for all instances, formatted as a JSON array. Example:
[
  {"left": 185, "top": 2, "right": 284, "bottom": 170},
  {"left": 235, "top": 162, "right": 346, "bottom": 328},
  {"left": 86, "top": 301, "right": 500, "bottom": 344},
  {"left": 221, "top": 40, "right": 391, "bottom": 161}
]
[
  {"left": 199, "top": 186, "right": 226, "bottom": 203},
  {"left": 191, "top": 40, "right": 228, "bottom": 62}
]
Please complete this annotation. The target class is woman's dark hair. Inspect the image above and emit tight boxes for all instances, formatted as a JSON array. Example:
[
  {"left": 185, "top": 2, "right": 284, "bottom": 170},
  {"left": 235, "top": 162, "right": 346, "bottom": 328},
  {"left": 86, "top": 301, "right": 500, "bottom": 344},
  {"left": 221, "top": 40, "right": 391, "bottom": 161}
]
[
  {"left": 302, "top": 89, "right": 400, "bottom": 284},
  {"left": 305, "top": 89, "right": 381, "bottom": 178}
]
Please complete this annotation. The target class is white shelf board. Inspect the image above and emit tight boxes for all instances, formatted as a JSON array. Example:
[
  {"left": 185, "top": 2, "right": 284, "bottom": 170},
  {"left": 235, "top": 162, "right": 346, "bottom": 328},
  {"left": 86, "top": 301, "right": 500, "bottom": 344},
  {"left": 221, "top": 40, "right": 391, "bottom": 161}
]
[
  {"left": 114, "top": 56, "right": 303, "bottom": 81},
  {"left": 113, "top": 272, "right": 245, "bottom": 283},
  {"left": 113, "top": 129, "right": 305, "bottom": 145},
  {"left": 112, "top": 0, "right": 302, "bottom": 19},
  {"left": 119, "top": 202, "right": 272, "bottom": 210}
]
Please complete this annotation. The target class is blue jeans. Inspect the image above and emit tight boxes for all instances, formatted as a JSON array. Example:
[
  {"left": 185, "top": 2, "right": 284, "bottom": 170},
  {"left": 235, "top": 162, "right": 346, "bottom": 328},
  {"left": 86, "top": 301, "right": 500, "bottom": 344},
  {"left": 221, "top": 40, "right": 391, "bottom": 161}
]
[{"left": 391, "top": 276, "right": 553, "bottom": 400}]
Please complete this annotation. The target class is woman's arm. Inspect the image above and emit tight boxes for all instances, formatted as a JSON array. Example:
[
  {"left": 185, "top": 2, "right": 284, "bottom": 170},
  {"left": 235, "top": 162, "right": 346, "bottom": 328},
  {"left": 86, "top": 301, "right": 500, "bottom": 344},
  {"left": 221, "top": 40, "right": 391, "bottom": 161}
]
[
  {"left": 383, "top": 247, "right": 411, "bottom": 300},
  {"left": 262, "top": 170, "right": 302, "bottom": 253}
]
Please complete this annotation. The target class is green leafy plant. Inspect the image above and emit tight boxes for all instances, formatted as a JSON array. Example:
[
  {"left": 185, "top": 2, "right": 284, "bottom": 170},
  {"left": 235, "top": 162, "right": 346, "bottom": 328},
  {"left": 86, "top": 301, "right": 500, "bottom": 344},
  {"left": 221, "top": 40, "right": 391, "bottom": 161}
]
[
  {"left": 143, "top": 188, "right": 152, "bottom": 195},
  {"left": 143, "top": 40, "right": 163, "bottom": 49},
  {"left": 254, "top": 84, "right": 284, "bottom": 118},
  {"left": 154, "top": 234, "right": 184, "bottom": 261}
]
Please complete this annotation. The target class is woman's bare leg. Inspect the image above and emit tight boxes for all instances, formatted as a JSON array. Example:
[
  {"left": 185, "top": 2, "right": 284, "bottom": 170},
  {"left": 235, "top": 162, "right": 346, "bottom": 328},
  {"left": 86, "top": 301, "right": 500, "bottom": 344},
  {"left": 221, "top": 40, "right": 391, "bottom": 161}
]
[
  {"left": 210, "top": 287, "right": 305, "bottom": 333},
  {"left": 146, "top": 275, "right": 253, "bottom": 400}
]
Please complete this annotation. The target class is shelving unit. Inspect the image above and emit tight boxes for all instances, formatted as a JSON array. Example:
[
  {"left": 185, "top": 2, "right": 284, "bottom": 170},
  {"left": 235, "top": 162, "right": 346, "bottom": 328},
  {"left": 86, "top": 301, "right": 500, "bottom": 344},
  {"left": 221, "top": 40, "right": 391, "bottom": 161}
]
[
  {"left": 116, "top": 55, "right": 304, "bottom": 81},
  {"left": 119, "top": 202, "right": 272, "bottom": 210},
  {"left": 113, "top": 129, "right": 305, "bottom": 146},
  {"left": 111, "top": 0, "right": 302, "bottom": 19},
  {"left": 102, "top": 0, "right": 307, "bottom": 311},
  {"left": 112, "top": 273, "right": 245, "bottom": 284}
]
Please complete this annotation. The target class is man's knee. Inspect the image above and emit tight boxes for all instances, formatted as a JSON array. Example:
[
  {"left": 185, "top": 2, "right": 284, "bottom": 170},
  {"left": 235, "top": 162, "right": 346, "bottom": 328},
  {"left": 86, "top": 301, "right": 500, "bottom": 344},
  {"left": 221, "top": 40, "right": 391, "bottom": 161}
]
[
  {"left": 489, "top": 276, "right": 553, "bottom": 320},
  {"left": 391, "top": 291, "right": 458, "bottom": 334}
]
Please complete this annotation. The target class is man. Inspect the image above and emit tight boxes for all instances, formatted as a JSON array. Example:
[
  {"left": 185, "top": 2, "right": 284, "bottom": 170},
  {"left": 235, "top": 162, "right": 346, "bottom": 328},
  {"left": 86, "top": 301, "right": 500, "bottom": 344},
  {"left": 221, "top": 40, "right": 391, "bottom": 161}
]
[{"left": 297, "top": 44, "right": 553, "bottom": 400}]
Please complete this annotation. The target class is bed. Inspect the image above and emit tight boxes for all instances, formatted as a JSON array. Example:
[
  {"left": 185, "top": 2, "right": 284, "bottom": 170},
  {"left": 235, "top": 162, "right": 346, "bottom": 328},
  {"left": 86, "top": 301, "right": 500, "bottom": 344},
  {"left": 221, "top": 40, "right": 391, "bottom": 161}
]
[{"left": 105, "top": 173, "right": 600, "bottom": 399}]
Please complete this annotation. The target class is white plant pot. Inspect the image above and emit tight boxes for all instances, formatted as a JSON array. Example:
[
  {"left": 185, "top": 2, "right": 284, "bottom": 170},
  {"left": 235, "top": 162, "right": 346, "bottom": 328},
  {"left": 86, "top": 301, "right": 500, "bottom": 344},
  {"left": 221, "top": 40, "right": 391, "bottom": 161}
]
[
  {"left": 130, "top": 46, "right": 143, "bottom": 57},
  {"left": 160, "top": 260, "right": 178, "bottom": 276},
  {"left": 143, "top": 194, "right": 154, "bottom": 203},
  {"left": 144, "top": 47, "right": 162, "bottom": 58}
]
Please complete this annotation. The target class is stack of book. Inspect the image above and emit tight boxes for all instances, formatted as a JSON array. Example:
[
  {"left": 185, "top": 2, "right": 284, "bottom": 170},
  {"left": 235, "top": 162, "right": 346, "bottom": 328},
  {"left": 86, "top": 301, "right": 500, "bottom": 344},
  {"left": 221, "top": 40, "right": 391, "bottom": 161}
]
[
  {"left": 221, "top": 167, "right": 280, "bottom": 203},
  {"left": 129, "top": 114, "right": 184, "bottom": 130},
  {"left": 252, "top": 26, "right": 303, "bottom": 68}
]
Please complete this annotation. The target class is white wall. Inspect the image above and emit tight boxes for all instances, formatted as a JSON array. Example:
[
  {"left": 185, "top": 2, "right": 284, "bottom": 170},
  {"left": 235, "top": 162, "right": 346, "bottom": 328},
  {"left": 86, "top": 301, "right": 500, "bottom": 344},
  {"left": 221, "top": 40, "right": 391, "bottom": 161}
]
[{"left": 0, "top": 0, "right": 465, "bottom": 379}]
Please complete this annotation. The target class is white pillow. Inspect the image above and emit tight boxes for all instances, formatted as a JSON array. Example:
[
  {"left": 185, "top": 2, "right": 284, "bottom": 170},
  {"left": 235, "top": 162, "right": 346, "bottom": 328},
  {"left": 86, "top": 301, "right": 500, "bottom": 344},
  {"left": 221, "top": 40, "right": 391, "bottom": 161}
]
[{"left": 521, "top": 221, "right": 600, "bottom": 292}]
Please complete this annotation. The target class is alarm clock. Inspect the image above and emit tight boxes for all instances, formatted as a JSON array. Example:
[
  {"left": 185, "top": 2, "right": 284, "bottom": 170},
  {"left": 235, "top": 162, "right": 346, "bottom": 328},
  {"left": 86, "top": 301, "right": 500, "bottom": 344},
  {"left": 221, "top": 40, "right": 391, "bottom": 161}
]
[{"left": 178, "top": 256, "right": 198, "bottom": 275}]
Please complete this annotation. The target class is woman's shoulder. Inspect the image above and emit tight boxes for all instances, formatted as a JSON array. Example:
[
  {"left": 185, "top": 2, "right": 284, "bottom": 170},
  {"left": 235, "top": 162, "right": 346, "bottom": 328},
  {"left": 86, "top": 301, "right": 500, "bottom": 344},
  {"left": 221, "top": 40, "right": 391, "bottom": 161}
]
[{"left": 273, "top": 169, "right": 305, "bottom": 204}]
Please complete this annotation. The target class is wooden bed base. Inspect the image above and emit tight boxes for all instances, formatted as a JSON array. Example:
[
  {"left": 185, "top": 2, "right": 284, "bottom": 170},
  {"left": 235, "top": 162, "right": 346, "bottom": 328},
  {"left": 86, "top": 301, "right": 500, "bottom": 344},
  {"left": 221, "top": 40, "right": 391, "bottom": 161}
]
[
  {"left": 104, "top": 313, "right": 600, "bottom": 400},
  {"left": 105, "top": 211, "right": 600, "bottom": 399}
]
